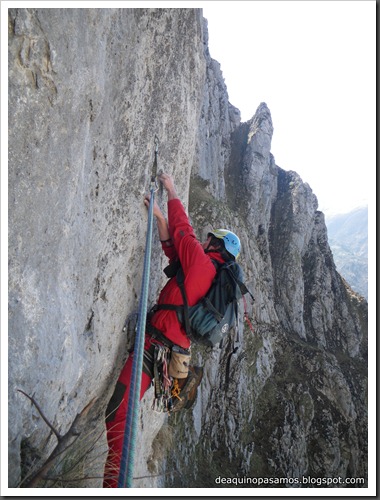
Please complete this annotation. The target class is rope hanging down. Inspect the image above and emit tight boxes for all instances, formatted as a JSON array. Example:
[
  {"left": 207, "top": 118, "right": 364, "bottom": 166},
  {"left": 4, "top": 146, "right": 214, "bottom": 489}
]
[{"left": 118, "top": 137, "right": 159, "bottom": 488}]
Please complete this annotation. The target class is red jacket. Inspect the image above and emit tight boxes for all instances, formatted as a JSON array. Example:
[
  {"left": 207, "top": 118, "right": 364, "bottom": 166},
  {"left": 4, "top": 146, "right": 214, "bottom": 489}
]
[{"left": 150, "top": 198, "right": 225, "bottom": 349}]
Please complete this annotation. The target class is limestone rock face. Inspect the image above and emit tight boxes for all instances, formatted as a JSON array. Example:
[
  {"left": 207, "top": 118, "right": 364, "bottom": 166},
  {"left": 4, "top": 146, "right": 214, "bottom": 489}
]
[
  {"left": 8, "top": 8, "right": 367, "bottom": 489},
  {"left": 8, "top": 7, "right": 205, "bottom": 487}
]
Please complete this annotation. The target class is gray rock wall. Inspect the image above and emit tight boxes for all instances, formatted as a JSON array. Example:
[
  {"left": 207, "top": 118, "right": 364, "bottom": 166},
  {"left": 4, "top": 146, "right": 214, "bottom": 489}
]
[
  {"left": 8, "top": 7, "right": 367, "bottom": 490},
  {"left": 8, "top": 7, "right": 205, "bottom": 487}
]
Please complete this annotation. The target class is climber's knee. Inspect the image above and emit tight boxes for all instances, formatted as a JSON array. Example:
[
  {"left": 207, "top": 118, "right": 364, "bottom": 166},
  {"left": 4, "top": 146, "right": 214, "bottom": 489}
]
[{"left": 105, "top": 381, "right": 127, "bottom": 424}]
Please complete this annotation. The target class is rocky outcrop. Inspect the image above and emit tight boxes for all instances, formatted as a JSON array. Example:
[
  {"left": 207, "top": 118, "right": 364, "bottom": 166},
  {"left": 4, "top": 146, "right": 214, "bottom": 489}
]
[
  {"left": 8, "top": 8, "right": 367, "bottom": 489},
  {"left": 164, "top": 33, "right": 367, "bottom": 487}
]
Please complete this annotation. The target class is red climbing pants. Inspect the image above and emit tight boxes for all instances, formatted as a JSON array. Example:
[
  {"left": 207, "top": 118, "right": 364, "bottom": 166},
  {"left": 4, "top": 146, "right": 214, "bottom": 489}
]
[{"left": 103, "top": 338, "right": 154, "bottom": 488}]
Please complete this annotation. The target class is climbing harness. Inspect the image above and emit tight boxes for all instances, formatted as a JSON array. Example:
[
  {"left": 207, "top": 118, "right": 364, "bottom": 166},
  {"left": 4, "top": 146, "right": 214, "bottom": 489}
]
[{"left": 117, "top": 137, "right": 159, "bottom": 489}]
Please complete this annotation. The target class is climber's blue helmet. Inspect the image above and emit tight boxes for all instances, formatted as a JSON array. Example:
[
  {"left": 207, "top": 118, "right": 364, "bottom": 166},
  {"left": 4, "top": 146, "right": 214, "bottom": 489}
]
[{"left": 208, "top": 229, "right": 241, "bottom": 260}]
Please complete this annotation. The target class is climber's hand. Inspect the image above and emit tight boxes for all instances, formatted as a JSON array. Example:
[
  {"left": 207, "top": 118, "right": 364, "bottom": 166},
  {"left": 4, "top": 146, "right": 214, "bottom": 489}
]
[
  {"left": 158, "top": 172, "right": 178, "bottom": 200},
  {"left": 144, "top": 195, "right": 164, "bottom": 218}
]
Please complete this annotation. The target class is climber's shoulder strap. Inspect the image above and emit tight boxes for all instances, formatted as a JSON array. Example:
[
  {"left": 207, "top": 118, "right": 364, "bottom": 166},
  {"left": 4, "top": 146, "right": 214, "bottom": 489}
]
[
  {"left": 175, "top": 266, "right": 191, "bottom": 335},
  {"left": 175, "top": 259, "right": 220, "bottom": 336}
]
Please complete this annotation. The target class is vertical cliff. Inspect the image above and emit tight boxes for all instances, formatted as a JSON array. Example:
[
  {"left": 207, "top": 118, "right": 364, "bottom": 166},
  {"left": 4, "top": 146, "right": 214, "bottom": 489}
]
[
  {"left": 8, "top": 8, "right": 367, "bottom": 489},
  {"left": 166, "top": 112, "right": 368, "bottom": 486},
  {"left": 8, "top": 7, "right": 206, "bottom": 488}
]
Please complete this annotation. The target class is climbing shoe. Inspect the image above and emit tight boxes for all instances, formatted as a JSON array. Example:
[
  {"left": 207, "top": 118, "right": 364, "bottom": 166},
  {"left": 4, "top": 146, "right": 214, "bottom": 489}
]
[{"left": 170, "top": 366, "right": 204, "bottom": 413}]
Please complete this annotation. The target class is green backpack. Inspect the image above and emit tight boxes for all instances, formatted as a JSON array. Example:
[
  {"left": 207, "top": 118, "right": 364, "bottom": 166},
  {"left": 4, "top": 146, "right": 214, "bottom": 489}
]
[{"left": 158, "top": 259, "right": 254, "bottom": 347}]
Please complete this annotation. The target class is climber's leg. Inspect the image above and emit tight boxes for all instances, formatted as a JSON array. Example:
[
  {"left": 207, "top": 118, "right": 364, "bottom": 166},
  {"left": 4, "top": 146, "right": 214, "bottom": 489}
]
[{"left": 103, "top": 345, "right": 153, "bottom": 488}]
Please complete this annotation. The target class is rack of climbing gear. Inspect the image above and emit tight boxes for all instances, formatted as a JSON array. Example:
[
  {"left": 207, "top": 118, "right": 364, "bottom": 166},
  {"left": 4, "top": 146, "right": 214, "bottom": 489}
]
[
  {"left": 118, "top": 136, "right": 159, "bottom": 488},
  {"left": 151, "top": 343, "right": 172, "bottom": 412}
]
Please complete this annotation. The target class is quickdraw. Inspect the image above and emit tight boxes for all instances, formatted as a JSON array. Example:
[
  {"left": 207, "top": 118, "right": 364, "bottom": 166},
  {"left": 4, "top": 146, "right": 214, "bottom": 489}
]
[
  {"left": 151, "top": 135, "right": 159, "bottom": 184},
  {"left": 151, "top": 343, "right": 172, "bottom": 412}
]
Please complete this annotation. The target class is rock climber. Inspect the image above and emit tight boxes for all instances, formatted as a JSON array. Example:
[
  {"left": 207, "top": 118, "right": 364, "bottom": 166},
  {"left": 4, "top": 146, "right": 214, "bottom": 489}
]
[{"left": 103, "top": 172, "right": 241, "bottom": 488}]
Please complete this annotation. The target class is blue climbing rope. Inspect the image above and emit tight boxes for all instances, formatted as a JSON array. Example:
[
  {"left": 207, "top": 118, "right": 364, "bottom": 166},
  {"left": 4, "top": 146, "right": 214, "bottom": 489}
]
[{"left": 118, "top": 137, "right": 159, "bottom": 488}]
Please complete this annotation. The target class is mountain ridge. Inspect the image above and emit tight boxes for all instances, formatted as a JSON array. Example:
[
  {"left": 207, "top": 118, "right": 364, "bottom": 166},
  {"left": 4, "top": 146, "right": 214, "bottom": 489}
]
[{"left": 326, "top": 206, "right": 368, "bottom": 299}]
